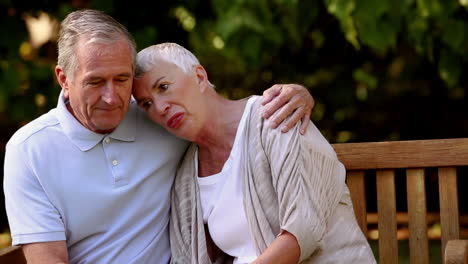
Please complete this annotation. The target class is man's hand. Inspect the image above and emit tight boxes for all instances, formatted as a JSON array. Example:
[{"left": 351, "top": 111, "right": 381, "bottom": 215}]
[{"left": 262, "top": 84, "right": 314, "bottom": 134}]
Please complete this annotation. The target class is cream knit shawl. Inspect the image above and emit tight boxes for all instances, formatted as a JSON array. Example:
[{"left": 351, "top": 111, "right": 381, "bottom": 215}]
[{"left": 170, "top": 99, "right": 375, "bottom": 263}]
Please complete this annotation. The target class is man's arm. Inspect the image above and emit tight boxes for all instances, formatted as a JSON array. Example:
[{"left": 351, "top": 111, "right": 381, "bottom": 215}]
[
  {"left": 4, "top": 143, "right": 68, "bottom": 263},
  {"left": 22, "top": 241, "right": 69, "bottom": 264},
  {"left": 261, "top": 84, "right": 314, "bottom": 134}
]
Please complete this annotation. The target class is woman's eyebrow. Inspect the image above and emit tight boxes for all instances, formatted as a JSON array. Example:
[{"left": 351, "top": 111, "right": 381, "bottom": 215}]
[{"left": 152, "top": 76, "right": 165, "bottom": 90}]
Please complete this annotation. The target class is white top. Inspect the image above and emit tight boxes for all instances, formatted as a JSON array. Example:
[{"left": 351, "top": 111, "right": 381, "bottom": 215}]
[
  {"left": 4, "top": 92, "right": 188, "bottom": 264},
  {"left": 197, "top": 96, "right": 258, "bottom": 264}
]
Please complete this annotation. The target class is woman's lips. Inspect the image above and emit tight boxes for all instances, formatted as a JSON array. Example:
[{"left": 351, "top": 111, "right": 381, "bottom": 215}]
[{"left": 167, "top": 113, "right": 185, "bottom": 129}]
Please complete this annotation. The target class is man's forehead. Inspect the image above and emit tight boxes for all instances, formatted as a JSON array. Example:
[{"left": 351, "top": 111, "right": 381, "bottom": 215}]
[
  {"left": 75, "top": 43, "right": 133, "bottom": 76},
  {"left": 77, "top": 38, "right": 132, "bottom": 60}
]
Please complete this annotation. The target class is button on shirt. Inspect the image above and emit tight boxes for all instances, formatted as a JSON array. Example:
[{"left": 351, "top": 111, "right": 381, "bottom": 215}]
[{"left": 4, "top": 93, "right": 188, "bottom": 263}]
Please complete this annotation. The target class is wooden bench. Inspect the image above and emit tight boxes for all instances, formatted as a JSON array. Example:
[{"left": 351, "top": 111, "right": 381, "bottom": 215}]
[
  {"left": 0, "top": 245, "right": 25, "bottom": 263},
  {"left": 1, "top": 138, "right": 467, "bottom": 263},
  {"left": 333, "top": 138, "right": 468, "bottom": 263}
]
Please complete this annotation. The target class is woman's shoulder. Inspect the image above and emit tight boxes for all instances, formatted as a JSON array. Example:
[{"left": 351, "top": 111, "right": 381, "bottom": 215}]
[
  {"left": 247, "top": 97, "right": 338, "bottom": 159},
  {"left": 244, "top": 96, "right": 270, "bottom": 130},
  {"left": 246, "top": 95, "right": 263, "bottom": 118}
]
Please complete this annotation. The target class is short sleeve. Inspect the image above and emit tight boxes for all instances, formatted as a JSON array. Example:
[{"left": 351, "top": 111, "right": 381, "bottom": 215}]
[{"left": 4, "top": 142, "right": 66, "bottom": 245}]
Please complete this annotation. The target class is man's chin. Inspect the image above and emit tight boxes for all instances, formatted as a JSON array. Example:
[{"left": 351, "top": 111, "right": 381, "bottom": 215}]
[{"left": 91, "top": 121, "right": 122, "bottom": 134}]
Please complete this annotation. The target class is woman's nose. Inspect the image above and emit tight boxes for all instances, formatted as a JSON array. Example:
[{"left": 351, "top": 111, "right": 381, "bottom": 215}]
[{"left": 155, "top": 101, "right": 170, "bottom": 115}]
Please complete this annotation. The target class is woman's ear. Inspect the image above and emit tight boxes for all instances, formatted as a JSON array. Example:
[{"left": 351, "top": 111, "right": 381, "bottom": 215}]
[
  {"left": 194, "top": 65, "right": 209, "bottom": 92},
  {"left": 55, "top": 65, "right": 71, "bottom": 99}
]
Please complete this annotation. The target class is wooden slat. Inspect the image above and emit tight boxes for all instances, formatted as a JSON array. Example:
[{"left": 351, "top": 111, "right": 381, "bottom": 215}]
[
  {"left": 366, "top": 212, "right": 446, "bottom": 225},
  {"left": 406, "top": 168, "right": 429, "bottom": 264},
  {"left": 347, "top": 170, "right": 367, "bottom": 236},
  {"left": 377, "top": 169, "right": 398, "bottom": 264},
  {"left": 333, "top": 138, "right": 468, "bottom": 170},
  {"left": 438, "top": 167, "right": 460, "bottom": 255},
  {"left": 0, "top": 246, "right": 26, "bottom": 264},
  {"left": 444, "top": 240, "right": 468, "bottom": 264}
]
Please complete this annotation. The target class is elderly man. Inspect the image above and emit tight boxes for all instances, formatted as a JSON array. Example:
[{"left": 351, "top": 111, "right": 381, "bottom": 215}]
[{"left": 4, "top": 9, "right": 314, "bottom": 264}]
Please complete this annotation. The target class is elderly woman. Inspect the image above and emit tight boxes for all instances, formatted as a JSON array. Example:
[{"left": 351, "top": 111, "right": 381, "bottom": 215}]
[{"left": 133, "top": 43, "right": 375, "bottom": 264}]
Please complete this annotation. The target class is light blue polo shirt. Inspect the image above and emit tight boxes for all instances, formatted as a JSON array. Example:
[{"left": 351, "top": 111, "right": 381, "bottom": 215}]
[{"left": 4, "top": 92, "right": 188, "bottom": 263}]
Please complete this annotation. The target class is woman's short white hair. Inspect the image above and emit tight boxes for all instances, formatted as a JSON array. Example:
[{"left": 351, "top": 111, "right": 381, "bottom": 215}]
[{"left": 135, "top": 42, "right": 215, "bottom": 87}]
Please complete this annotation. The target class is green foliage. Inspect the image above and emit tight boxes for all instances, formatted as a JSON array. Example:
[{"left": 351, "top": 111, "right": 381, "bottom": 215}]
[
  {"left": 208, "top": 0, "right": 319, "bottom": 67},
  {"left": 0, "top": 0, "right": 466, "bottom": 145},
  {"left": 325, "top": 0, "right": 359, "bottom": 48},
  {"left": 326, "top": 0, "right": 468, "bottom": 88}
]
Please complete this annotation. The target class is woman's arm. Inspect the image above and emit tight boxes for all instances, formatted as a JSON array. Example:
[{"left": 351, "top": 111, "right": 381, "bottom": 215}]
[
  {"left": 252, "top": 231, "right": 300, "bottom": 264},
  {"left": 250, "top": 100, "right": 346, "bottom": 262}
]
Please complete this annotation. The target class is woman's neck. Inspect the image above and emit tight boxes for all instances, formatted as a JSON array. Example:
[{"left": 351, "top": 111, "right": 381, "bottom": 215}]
[{"left": 195, "top": 95, "right": 250, "bottom": 176}]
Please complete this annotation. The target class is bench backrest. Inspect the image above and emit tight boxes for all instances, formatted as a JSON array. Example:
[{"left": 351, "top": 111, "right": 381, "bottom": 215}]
[{"left": 332, "top": 138, "right": 468, "bottom": 263}]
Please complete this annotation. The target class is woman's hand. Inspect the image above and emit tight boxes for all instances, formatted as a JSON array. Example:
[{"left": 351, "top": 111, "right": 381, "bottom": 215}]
[
  {"left": 251, "top": 230, "right": 300, "bottom": 264},
  {"left": 261, "top": 84, "right": 314, "bottom": 134}
]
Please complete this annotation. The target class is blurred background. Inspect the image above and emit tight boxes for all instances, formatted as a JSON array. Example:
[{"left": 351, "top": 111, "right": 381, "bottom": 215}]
[{"left": 0, "top": 0, "right": 467, "bottom": 262}]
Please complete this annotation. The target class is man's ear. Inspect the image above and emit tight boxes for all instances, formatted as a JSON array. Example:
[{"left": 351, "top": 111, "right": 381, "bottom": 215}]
[
  {"left": 55, "top": 65, "right": 70, "bottom": 99},
  {"left": 194, "top": 65, "right": 209, "bottom": 92}
]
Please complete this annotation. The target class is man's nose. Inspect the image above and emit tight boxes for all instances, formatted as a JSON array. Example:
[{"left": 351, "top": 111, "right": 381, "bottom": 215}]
[{"left": 101, "top": 82, "right": 119, "bottom": 105}]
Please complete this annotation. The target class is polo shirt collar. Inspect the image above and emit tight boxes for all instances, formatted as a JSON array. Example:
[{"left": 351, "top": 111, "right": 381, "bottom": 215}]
[
  {"left": 55, "top": 91, "right": 136, "bottom": 152},
  {"left": 109, "top": 102, "right": 136, "bottom": 143}
]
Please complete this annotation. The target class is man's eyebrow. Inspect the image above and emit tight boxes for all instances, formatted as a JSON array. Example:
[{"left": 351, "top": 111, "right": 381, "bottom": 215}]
[
  {"left": 117, "top": 73, "right": 132, "bottom": 78},
  {"left": 152, "top": 76, "right": 165, "bottom": 89},
  {"left": 83, "top": 76, "right": 102, "bottom": 82},
  {"left": 83, "top": 72, "right": 132, "bottom": 82}
]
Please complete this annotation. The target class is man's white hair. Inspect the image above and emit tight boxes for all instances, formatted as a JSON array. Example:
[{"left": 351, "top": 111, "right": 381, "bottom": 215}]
[
  {"left": 135, "top": 42, "right": 215, "bottom": 87},
  {"left": 58, "top": 9, "right": 137, "bottom": 81}
]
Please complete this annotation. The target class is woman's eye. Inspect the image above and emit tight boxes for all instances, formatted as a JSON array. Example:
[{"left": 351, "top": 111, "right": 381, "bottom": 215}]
[
  {"left": 159, "top": 83, "right": 169, "bottom": 91},
  {"left": 140, "top": 100, "right": 153, "bottom": 110}
]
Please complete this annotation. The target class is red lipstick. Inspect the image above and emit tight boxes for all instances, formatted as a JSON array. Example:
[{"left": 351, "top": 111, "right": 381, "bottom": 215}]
[{"left": 167, "top": 113, "right": 185, "bottom": 129}]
